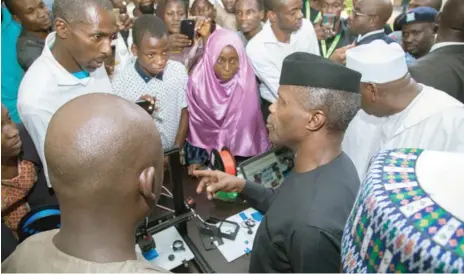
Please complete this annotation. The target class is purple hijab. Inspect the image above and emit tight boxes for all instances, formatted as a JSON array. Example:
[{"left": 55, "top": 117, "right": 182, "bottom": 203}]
[{"left": 187, "top": 29, "right": 270, "bottom": 157}]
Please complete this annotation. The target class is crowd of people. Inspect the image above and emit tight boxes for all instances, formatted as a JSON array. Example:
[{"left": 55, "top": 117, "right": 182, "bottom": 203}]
[{"left": 1, "top": 0, "right": 464, "bottom": 272}]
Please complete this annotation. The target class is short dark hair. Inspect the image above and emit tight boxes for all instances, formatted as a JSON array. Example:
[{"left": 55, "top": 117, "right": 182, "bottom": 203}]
[
  {"left": 4, "top": 0, "right": 19, "bottom": 15},
  {"left": 191, "top": 0, "right": 213, "bottom": 9},
  {"left": 132, "top": 14, "right": 168, "bottom": 48},
  {"left": 297, "top": 87, "right": 361, "bottom": 133},
  {"left": 155, "top": 0, "right": 188, "bottom": 18},
  {"left": 237, "top": 0, "right": 264, "bottom": 11},
  {"left": 52, "top": 0, "right": 113, "bottom": 25},
  {"left": 264, "top": 0, "right": 285, "bottom": 12}
]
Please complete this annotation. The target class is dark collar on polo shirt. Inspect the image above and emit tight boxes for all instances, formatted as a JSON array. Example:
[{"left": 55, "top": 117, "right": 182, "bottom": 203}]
[{"left": 135, "top": 60, "right": 163, "bottom": 83}]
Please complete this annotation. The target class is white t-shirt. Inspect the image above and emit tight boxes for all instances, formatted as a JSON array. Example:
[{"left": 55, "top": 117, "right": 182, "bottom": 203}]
[
  {"left": 246, "top": 19, "right": 320, "bottom": 103},
  {"left": 17, "top": 32, "right": 113, "bottom": 187},
  {"left": 112, "top": 60, "right": 188, "bottom": 149}
]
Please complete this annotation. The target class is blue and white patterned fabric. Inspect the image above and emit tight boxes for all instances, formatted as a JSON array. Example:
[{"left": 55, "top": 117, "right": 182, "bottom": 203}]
[{"left": 342, "top": 148, "right": 464, "bottom": 273}]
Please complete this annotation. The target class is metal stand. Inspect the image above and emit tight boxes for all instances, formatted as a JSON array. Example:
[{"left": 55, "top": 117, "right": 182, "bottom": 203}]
[{"left": 136, "top": 147, "right": 214, "bottom": 273}]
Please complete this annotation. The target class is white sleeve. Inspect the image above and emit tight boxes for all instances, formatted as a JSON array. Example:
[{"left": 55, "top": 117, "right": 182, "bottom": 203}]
[
  {"left": 246, "top": 44, "right": 280, "bottom": 99},
  {"left": 18, "top": 105, "right": 53, "bottom": 186},
  {"left": 304, "top": 19, "right": 320, "bottom": 56}
]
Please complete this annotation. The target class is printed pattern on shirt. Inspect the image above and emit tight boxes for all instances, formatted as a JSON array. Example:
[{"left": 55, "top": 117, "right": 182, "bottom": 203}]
[
  {"left": 112, "top": 60, "right": 188, "bottom": 149},
  {"left": 342, "top": 148, "right": 464, "bottom": 273},
  {"left": 1, "top": 160, "right": 37, "bottom": 231}
]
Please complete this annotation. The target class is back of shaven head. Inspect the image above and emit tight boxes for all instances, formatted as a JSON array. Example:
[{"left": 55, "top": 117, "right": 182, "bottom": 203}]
[
  {"left": 360, "top": 0, "right": 393, "bottom": 26},
  {"left": 45, "top": 93, "right": 163, "bottom": 207},
  {"left": 440, "top": 0, "right": 464, "bottom": 32},
  {"left": 52, "top": 0, "right": 114, "bottom": 25}
]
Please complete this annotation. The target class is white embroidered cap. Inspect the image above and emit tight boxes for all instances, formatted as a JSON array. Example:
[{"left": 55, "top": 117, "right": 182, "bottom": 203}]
[{"left": 346, "top": 40, "right": 408, "bottom": 84}]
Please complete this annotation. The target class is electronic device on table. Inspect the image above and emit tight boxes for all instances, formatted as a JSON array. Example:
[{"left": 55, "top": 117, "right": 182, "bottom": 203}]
[
  {"left": 238, "top": 147, "right": 294, "bottom": 189},
  {"left": 134, "top": 147, "right": 213, "bottom": 273}
]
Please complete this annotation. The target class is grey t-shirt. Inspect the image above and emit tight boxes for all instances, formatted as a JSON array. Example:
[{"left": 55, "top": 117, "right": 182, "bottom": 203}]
[
  {"left": 16, "top": 30, "right": 46, "bottom": 71},
  {"left": 242, "top": 152, "right": 360, "bottom": 273}
]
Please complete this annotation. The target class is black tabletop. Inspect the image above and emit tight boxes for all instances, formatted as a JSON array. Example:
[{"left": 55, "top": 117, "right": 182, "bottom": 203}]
[{"left": 173, "top": 170, "right": 251, "bottom": 273}]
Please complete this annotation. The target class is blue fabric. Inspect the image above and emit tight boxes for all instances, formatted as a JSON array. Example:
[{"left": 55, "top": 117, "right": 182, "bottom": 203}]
[
  {"left": 398, "top": 7, "right": 438, "bottom": 26},
  {"left": 183, "top": 141, "right": 208, "bottom": 165},
  {"left": 1, "top": 6, "right": 24, "bottom": 123},
  {"left": 405, "top": 52, "right": 416, "bottom": 64},
  {"left": 72, "top": 71, "right": 90, "bottom": 79},
  {"left": 356, "top": 32, "right": 396, "bottom": 46},
  {"left": 134, "top": 60, "right": 163, "bottom": 83}
]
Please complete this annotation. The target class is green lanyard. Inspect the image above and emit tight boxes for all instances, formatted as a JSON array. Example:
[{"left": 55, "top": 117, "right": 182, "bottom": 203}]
[
  {"left": 321, "top": 32, "right": 342, "bottom": 58},
  {"left": 305, "top": 0, "right": 321, "bottom": 23}
]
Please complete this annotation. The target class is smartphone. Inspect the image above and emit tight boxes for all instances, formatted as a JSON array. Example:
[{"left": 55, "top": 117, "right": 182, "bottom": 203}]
[
  {"left": 135, "top": 99, "right": 154, "bottom": 115},
  {"left": 180, "top": 19, "right": 195, "bottom": 41},
  {"left": 322, "top": 13, "right": 337, "bottom": 31}
]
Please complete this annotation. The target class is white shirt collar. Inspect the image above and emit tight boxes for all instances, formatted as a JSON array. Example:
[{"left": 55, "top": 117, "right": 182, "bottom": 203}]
[
  {"left": 261, "top": 19, "right": 304, "bottom": 44},
  {"left": 357, "top": 29, "right": 384, "bottom": 43},
  {"left": 43, "top": 32, "right": 94, "bottom": 86},
  {"left": 430, "top": 42, "right": 464, "bottom": 53}
]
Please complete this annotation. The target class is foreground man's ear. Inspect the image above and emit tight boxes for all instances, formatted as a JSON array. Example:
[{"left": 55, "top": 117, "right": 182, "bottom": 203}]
[{"left": 139, "top": 166, "right": 156, "bottom": 200}]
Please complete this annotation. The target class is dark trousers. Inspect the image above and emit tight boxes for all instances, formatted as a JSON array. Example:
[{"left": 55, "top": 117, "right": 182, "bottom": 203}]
[{"left": 261, "top": 98, "right": 272, "bottom": 123}]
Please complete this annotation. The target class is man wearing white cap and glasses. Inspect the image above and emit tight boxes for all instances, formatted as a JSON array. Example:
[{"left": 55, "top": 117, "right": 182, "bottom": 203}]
[{"left": 342, "top": 40, "right": 464, "bottom": 181}]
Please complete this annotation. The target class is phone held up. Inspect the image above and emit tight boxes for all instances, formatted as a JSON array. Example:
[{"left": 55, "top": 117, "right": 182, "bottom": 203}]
[
  {"left": 180, "top": 19, "right": 195, "bottom": 41},
  {"left": 322, "top": 13, "right": 338, "bottom": 32},
  {"left": 135, "top": 99, "right": 155, "bottom": 115},
  {"left": 180, "top": 19, "right": 217, "bottom": 42}
]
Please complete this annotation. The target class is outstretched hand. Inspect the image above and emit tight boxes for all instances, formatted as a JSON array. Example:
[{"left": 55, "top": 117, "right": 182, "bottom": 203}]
[{"left": 193, "top": 170, "right": 246, "bottom": 200}]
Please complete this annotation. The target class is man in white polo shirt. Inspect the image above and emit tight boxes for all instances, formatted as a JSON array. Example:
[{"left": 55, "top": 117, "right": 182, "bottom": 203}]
[
  {"left": 246, "top": 0, "right": 319, "bottom": 120},
  {"left": 17, "top": 0, "right": 118, "bottom": 187}
]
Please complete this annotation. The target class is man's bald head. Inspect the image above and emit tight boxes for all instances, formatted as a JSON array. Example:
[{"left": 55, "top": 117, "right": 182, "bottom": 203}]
[
  {"left": 45, "top": 93, "right": 164, "bottom": 222},
  {"left": 436, "top": 0, "right": 464, "bottom": 42},
  {"left": 349, "top": 0, "right": 392, "bottom": 34},
  {"left": 361, "top": 0, "right": 392, "bottom": 25}
]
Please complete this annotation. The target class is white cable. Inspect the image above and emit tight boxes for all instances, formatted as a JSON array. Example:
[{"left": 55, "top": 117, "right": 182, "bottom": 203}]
[
  {"left": 192, "top": 209, "right": 218, "bottom": 226},
  {"left": 161, "top": 186, "right": 173, "bottom": 198},
  {"left": 156, "top": 204, "right": 175, "bottom": 212}
]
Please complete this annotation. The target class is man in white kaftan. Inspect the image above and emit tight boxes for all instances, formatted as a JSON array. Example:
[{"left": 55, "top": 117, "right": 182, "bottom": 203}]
[{"left": 343, "top": 40, "right": 464, "bottom": 180}]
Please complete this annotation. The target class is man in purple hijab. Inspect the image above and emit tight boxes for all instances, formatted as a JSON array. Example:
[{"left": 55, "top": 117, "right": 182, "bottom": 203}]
[{"left": 194, "top": 52, "right": 361, "bottom": 272}]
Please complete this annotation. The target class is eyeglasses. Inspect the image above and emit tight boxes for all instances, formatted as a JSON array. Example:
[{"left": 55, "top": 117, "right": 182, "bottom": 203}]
[{"left": 351, "top": 7, "right": 373, "bottom": 17}]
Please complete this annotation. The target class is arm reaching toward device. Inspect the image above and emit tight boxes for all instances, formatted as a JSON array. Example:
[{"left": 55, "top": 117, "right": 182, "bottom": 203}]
[{"left": 193, "top": 170, "right": 246, "bottom": 200}]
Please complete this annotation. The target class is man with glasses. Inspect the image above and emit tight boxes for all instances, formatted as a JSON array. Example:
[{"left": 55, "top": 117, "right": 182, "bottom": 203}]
[
  {"left": 348, "top": 0, "right": 395, "bottom": 45},
  {"left": 17, "top": 0, "right": 117, "bottom": 187}
]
